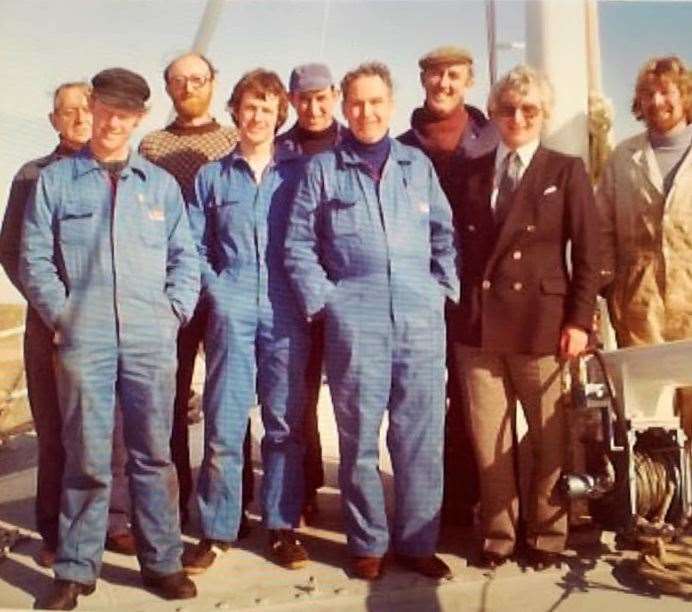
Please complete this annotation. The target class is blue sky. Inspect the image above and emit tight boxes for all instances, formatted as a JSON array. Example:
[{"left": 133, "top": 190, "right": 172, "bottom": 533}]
[{"left": 1, "top": 0, "right": 691, "bottom": 301}]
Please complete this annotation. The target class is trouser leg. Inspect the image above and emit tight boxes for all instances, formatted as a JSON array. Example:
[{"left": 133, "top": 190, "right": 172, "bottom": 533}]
[
  {"left": 325, "top": 322, "right": 391, "bottom": 556},
  {"left": 507, "top": 354, "right": 567, "bottom": 553},
  {"left": 171, "top": 305, "right": 206, "bottom": 520},
  {"left": 107, "top": 404, "right": 131, "bottom": 536},
  {"left": 197, "top": 304, "right": 255, "bottom": 542},
  {"left": 242, "top": 421, "right": 254, "bottom": 509},
  {"left": 53, "top": 343, "right": 118, "bottom": 584},
  {"left": 118, "top": 339, "right": 183, "bottom": 574},
  {"left": 302, "top": 321, "right": 325, "bottom": 499},
  {"left": 454, "top": 345, "right": 518, "bottom": 557},
  {"left": 388, "top": 320, "right": 446, "bottom": 556},
  {"left": 24, "top": 313, "right": 62, "bottom": 551},
  {"left": 257, "top": 316, "right": 309, "bottom": 529},
  {"left": 442, "top": 346, "right": 479, "bottom": 523}
]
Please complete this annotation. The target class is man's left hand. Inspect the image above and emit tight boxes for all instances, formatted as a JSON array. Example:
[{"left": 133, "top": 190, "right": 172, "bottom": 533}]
[{"left": 559, "top": 325, "right": 588, "bottom": 361}]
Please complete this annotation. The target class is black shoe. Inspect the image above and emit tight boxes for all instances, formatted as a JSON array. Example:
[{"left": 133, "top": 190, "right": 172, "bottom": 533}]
[
  {"left": 237, "top": 510, "right": 252, "bottom": 540},
  {"left": 141, "top": 569, "right": 197, "bottom": 600},
  {"left": 395, "top": 553, "right": 452, "bottom": 579},
  {"left": 527, "top": 547, "right": 563, "bottom": 571},
  {"left": 34, "top": 579, "right": 95, "bottom": 610},
  {"left": 477, "top": 551, "right": 511, "bottom": 570}
]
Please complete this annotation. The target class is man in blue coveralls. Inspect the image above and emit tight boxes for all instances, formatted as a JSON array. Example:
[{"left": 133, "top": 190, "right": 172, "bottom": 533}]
[
  {"left": 285, "top": 62, "right": 459, "bottom": 581},
  {"left": 184, "top": 69, "right": 310, "bottom": 573},
  {"left": 20, "top": 68, "right": 199, "bottom": 609}
]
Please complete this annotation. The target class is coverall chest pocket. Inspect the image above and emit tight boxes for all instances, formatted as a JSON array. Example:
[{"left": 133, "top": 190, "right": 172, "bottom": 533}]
[
  {"left": 325, "top": 198, "right": 359, "bottom": 237},
  {"left": 58, "top": 203, "right": 95, "bottom": 244}
]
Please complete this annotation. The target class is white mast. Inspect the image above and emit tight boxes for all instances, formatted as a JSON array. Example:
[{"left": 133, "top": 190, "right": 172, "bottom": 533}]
[{"left": 525, "top": 0, "right": 590, "bottom": 162}]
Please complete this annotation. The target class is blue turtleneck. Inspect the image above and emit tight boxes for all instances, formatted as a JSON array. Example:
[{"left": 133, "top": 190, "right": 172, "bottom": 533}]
[{"left": 346, "top": 132, "right": 391, "bottom": 180}]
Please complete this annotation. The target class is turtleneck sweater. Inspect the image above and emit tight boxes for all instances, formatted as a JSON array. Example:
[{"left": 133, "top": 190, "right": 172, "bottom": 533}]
[
  {"left": 649, "top": 122, "right": 692, "bottom": 195},
  {"left": 346, "top": 133, "right": 391, "bottom": 180},
  {"left": 295, "top": 121, "right": 339, "bottom": 156}
]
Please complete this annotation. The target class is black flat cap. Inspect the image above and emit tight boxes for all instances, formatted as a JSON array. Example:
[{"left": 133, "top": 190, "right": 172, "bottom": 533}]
[{"left": 91, "top": 67, "right": 150, "bottom": 111}]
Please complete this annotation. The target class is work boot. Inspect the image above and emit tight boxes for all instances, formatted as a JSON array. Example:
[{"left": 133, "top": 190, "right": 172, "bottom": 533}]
[
  {"left": 395, "top": 553, "right": 452, "bottom": 579},
  {"left": 105, "top": 531, "right": 137, "bottom": 556},
  {"left": 181, "top": 538, "right": 230, "bottom": 575},
  {"left": 34, "top": 579, "right": 95, "bottom": 610},
  {"left": 34, "top": 545, "right": 56, "bottom": 568},
  {"left": 351, "top": 555, "right": 384, "bottom": 580},
  {"left": 268, "top": 529, "right": 309, "bottom": 569},
  {"left": 141, "top": 568, "right": 197, "bottom": 600}
]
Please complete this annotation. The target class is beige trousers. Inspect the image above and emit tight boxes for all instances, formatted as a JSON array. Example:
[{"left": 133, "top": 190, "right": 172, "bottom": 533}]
[{"left": 454, "top": 345, "right": 568, "bottom": 556}]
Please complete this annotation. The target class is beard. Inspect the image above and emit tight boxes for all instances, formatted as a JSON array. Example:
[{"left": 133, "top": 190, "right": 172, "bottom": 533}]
[{"left": 174, "top": 91, "right": 212, "bottom": 121}]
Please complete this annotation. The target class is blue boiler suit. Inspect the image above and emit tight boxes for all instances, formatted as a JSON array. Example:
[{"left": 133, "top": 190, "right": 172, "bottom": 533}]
[
  {"left": 188, "top": 147, "right": 309, "bottom": 541},
  {"left": 19, "top": 149, "right": 200, "bottom": 584},
  {"left": 285, "top": 138, "right": 459, "bottom": 557}
]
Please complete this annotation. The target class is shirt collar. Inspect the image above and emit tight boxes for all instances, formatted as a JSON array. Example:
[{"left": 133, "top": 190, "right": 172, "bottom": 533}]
[
  {"left": 495, "top": 138, "right": 540, "bottom": 172},
  {"left": 72, "top": 146, "right": 148, "bottom": 180}
]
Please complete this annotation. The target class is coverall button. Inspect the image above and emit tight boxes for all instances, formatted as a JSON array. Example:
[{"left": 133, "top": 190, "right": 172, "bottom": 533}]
[
  {"left": 481, "top": 280, "right": 491, "bottom": 290},
  {"left": 512, "top": 250, "right": 522, "bottom": 260},
  {"left": 512, "top": 281, "right": 523, "bottom": 291}
]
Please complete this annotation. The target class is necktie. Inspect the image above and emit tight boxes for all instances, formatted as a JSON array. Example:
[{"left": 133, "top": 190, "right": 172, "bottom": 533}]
[{"left": 494, "top": 152, "right": 521, "bottom": 225}]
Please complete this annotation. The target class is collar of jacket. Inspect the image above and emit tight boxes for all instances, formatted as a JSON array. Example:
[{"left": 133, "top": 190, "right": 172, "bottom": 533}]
[
  {"left": 335, "top": 136, "right": 415, "bottom": 170},
  {"left": 71, "top": 146, "right": 148, "bottom": 181},
  {"left": 220, "top": 142, "right": 302, "bottom": 175},
  {"left": 276, "top": 121, "right": 346, "bottom": 154}
]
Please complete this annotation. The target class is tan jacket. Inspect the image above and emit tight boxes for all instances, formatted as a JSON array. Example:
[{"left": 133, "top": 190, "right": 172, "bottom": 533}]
[{"left": 596, "top": 131, "right": 692, "bottom": 346}]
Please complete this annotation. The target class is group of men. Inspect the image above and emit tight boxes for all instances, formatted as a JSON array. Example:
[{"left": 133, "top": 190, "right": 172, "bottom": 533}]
[{"left": 0, "top": 44, "right": 690, "bottom": 610}]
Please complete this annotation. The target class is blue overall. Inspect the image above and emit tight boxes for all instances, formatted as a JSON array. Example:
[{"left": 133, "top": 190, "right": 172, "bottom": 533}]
[
  {"left": 188, "top": 147, "right": 309, "bottom": 541},
  {"left": 19, "top": 149, "right": 200, "bottom": 584},
  {"left": 285, "top": 138, "right": 459, "bottom": 557}
]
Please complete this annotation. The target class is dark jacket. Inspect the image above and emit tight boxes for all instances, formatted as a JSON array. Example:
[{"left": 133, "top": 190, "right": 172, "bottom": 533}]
[
  {"left": 275, "top": 121, "right": 347, "bottom": 156},
  {"left": 447, "top": 146, "right": 600, "bottom": 355},
  {"left": 1, "top": 147, "right": 65, "bottom": 297}
]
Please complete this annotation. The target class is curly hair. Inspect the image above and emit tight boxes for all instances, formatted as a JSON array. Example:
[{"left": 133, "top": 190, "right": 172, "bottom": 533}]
[
  {"left": 487, "top": 64, "right": 554, "bottom": 120},
  {"left": 631, "top": 55, "right": 691, "bottom": 123},
  {"left": 226, "top": 68, "right": 289, "bottom": 131}
]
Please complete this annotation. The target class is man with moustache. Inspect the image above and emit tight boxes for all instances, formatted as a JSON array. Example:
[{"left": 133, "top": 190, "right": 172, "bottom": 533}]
[
  {"left": 185, "top": 69, "right": 310, "bottom": 573},
  {"left": 140, "top": 53, "right": 256, "bottom": 534},
  {"left": 596, "top": 56, "right": 692, "bottom": 436},
  {"left": 276, "top": 63, "right": 346, "bottom": 523},
  {"left": 0, "top": 81, "right": 134, "bottom": 568},
  {"left": 448, "top": 65, "right": 599, "bottom": 570},
  {"left": 21, "top": 68, "right": 199, "bottom": 608},
  {"left": 285, "top": 62, "right": 458, "bottom": 581},
  {"left": 399, "top": 45, "right": 498, "bottom": 527}
]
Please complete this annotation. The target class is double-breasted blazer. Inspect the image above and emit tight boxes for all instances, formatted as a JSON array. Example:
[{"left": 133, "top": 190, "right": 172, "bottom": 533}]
[{"left": 447, "top": 145, "right": 601, "bottom": 355}]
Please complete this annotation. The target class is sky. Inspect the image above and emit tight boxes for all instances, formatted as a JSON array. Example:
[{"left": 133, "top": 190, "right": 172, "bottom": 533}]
[{"left": 1, "top": 0, "right": 691, "bottom": 302}]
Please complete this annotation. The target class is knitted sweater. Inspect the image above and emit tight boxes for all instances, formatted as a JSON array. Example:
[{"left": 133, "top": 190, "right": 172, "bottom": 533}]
[{"left": 139, "top": 119, "right": 237, "bottom": 202}]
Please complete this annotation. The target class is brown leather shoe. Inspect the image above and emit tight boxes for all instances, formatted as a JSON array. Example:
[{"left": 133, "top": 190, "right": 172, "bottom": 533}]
[
  {"left": 527, "top": 548, "right": 564, "bottom": 571},
  {"left": 351, "top": 555, "right": 384, "bottom": 580},
  {"left": 141, "top": 569, "right": 197, "bottom": 600},
  {"left": 395, "top": 553, "right": 452, "bottom": 579},
  {"left": 268, "top": 529, "right": 309, "bottom": 569},
  {"left": 477, "top": 551, "right": 511, "bottom": 570},
  {"left": 182, "top": 539, "right": 230, "bottom": 575},
  {"left": 34, "top": 579, "right": 96, "bottom": 610},
  {"left": 34, "top": 545, "right": 56, "bottom": 568},
  {"left": 105, "top": 531, "right": 137, "bottom": 556}
]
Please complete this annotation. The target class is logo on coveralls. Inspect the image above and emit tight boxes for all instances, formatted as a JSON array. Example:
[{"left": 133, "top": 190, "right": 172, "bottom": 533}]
[{"left": 138, "top": 193, "right": 165, "bottom": 221}]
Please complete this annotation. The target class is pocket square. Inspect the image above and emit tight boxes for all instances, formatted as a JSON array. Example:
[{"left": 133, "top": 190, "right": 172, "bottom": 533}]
[{"left": 543, "top": 185, "right": 558, "bottom": 195}]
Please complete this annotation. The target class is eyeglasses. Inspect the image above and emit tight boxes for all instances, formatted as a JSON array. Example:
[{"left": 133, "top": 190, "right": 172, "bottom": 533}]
[
  {"left": 495, "top": 103, "right": 542, "bottom": 119},
  {"left": 168, "top": 74, "right": 212, "bottom": 90}
]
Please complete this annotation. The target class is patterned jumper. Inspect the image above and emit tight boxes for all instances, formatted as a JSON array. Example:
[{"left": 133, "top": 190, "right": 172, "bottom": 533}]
[{"left": 139, "top": 120, "right": 237, "bottom": 203}]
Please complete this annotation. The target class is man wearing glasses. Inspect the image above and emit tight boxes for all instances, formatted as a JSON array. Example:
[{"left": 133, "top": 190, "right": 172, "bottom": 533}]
[
  {"left": 447, "top": 65, "right": 599, "bottom": 570},
  {"left": 140, "top": 53, "right": 256, "bottom": 536}
]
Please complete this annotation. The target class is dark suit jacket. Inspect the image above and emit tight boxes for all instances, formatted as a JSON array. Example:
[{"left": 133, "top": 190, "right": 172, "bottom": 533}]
[{"left": 447, "top": 145, "right": 600, "bottom": 355}]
